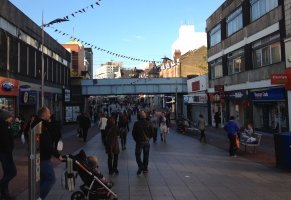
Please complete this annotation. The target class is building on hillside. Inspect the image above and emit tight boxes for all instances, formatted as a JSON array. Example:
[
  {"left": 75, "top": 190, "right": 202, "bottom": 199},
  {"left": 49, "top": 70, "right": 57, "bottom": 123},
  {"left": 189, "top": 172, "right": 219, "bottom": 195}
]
[
  {"left": 206, "top": 0, "right": 288, "bottom": 133},
  {"left": 159, "top": 46, "right": 208, "bottom": 78},
  {"left": 96, "top": 61, "right": 122, "bottom": 79},
  {"left": 63, "top": 40, "right": 85, "bottom": 77},
  {"left": 0, "top": 0, "right": 71, "bottom": 122},
  {"left": 84, "top": 48, "right": 93, "bottom": 79}
]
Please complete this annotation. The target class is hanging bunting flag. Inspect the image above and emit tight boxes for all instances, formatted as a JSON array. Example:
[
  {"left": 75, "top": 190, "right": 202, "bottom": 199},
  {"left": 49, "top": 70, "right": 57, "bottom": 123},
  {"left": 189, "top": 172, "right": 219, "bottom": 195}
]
[{"left": 91, "top": 4, "right": 94, "bottom": 8}]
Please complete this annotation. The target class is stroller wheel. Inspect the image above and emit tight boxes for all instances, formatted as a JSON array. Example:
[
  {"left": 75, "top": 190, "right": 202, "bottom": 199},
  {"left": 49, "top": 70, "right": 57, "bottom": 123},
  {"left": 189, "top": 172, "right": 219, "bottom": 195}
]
[{"left": 71, "top": 191, "right": 85, "bottom": 200}]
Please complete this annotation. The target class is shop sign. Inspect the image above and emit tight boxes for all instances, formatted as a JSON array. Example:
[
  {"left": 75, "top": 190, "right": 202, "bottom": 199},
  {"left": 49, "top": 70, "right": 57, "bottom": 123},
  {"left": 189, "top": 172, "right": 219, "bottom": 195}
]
[
  {"left": 0, "top": 77, "right": 19, "bottom": 96},
  {"left": 226, "top": 90, "right": 247, "bottom": 99},
  {"left": 271, "top": 74, "right": 288, "bottom": 84},
  {"left": 251, "top": 88, "right": 285, "bottom": 100},
  {"left": 19, "top": 90, "right": 37, "bottom": 105},
  {"left": 64, "top": 89, "right": 71, "bottom": 102},
  {"left": 183, "top": 96, "right": 189, "bottom": 104},
  {"left": 215, "top": 85, "right": 224, "bottom": 93},
  {"left": 285, "top": 68, "right": 291, "bottom": 90},
  {"left": 186, "top": 94, "right": 208, "bottom": 104},
  {"left": 192, "top": 81, "right": 200, "bottom": 92}
]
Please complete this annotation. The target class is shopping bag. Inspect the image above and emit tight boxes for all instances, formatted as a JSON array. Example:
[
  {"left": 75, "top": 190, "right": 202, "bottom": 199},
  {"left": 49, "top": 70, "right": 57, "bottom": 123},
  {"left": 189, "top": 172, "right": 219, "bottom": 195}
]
[
  {"left": 236, "top": 135, "right": 240, "bottom": 149},
  {"left": 57, "top": 140, "right": 63, "bottom": 151}
]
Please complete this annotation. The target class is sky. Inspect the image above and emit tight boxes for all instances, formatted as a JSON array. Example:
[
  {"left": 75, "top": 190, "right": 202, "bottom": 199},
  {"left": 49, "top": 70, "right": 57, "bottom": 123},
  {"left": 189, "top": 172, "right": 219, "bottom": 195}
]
[{"left": 9, "top": 0, "right": 225, "bottom": 74}]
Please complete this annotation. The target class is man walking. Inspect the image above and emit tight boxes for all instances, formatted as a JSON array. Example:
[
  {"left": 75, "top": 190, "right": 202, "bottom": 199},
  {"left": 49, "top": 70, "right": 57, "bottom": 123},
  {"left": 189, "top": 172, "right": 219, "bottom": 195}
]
[
  {"left": 0, "top": 109, "right": 16, "bottom": 200},
  {"left": 224, "top": 116, "right": 240, "bottom": 157},
  {"left": 132, "top": 111, "right": 154, "bottom": 175},
  {"left": 31, "top": 107, "right": 63, "bottom": 199}
]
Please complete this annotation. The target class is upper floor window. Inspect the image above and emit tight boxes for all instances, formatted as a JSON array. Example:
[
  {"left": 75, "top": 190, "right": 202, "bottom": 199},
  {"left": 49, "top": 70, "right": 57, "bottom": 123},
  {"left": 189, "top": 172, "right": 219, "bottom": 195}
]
[
  {"left": 251, "top": 0, "right": 278, "bottom": 21},
  {"left": 210, "top": 58, "right": 223, "bottom": 79},
  {"left": 227, "top": 48, "right": 245, "bottom": 75},
  {"left": 227, "top": 7, "right": 243, "bottom": 36},
  {"left": 252, "top": 33, "right": 281, "bottom": 68},
  {"left": 210, "top": 24, "right": 221, "bottom": 47}
]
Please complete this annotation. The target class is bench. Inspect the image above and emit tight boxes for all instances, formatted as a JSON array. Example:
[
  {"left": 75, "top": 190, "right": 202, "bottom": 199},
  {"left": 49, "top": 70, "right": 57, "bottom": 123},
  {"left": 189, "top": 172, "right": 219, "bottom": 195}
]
[{"left": 240, "top": 133, "right": 262, "bottom": 154}]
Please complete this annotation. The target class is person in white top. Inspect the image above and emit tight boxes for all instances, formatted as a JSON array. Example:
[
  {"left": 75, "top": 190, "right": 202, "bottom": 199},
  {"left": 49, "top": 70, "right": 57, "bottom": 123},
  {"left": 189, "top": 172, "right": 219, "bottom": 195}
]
[
  {"left": 98, "top": 113, "right": 108, "bottom": 146},
  {"left": 160, "top": 112, "right": 169, "bottom": 143}
]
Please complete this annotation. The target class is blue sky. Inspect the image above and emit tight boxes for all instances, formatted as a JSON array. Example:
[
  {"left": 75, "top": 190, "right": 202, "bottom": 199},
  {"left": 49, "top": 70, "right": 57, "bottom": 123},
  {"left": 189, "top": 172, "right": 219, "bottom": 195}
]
[{"left": 9, "top": 0, "right": 224, "bottom": 73}]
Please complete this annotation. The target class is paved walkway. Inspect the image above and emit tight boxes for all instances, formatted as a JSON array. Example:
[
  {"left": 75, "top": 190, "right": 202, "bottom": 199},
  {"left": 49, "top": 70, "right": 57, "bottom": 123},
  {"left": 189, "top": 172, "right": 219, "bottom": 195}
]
[{"left": 16, "top": 117, "right": 291, "bottom": 200}]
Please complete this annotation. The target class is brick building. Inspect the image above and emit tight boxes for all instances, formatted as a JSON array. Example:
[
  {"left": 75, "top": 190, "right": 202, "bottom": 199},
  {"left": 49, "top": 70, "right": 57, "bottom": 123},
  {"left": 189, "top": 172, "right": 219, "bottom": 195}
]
[
  {"left": 159, "top": 46, "right": 207, "bottom": 78},
  {"left": 206, "top": 0, "right": 288, "bottom": 132}
]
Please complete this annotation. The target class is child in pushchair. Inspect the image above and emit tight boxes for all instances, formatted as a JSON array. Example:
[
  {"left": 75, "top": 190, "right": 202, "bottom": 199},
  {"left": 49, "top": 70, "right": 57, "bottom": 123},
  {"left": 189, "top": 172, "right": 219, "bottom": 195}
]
[{"left": 63, "top": 150, "right": 117, "bottom": 200}]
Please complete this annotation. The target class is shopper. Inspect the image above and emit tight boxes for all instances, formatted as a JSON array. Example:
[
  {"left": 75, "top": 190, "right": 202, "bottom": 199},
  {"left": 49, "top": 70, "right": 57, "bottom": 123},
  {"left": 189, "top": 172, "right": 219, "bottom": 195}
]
[
  {"left": 132, "top": 111, "right": 154, "bottom": 175},
  {"left": 105, "top": 117, "right": 120, "bottom": 175},
  {"left": 198, "top": 114, "right": 207, "bottom": 143},
  {"left": 224, "top": 116, "right": 240, "bottom": 157},
  {"left": 31, "top": 106, "right": 63, "bottom": 200},
  {"left": 98, "top": 113, "right": 108, "bottom": 146},
  {"left": 47, "top": 114, "right": 62, "bottom": 150},
  {"left": 118, "top": 112, "right": 129, "bottom": 150},
  {"left": 150, "top": 110, "right": 159, "bottom": 143},
  {"left": 80, "top": 112, "right": 91, "bottom": 142},
  {"left": 0, "top": 109, "right": 16, "bottom": 200},
  {"left": 160, "top": 113, "right": 168, "bottom": 143}
]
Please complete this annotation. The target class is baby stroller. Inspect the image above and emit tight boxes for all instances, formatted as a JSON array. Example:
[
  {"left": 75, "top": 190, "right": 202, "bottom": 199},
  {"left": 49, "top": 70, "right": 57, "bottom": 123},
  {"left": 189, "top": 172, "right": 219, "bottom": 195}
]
[{"left": 62, "top": 150, "right": 118, "bottom": 200}]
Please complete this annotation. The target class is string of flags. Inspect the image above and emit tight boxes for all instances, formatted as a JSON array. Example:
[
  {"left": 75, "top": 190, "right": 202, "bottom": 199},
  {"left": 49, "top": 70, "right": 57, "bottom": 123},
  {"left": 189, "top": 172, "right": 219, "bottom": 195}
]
[
  {"left": 44, "top": 0, "right": 102, "bottom": 27},
  {"left": 51, "top": 27, "right": 162, "bottom": 64}
]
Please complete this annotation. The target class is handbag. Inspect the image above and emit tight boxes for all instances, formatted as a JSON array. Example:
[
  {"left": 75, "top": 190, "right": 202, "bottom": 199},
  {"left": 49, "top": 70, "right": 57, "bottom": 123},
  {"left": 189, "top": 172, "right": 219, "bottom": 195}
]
[
  {"left": 57, "top": 140, "right": 63, "bottom": 151},
  {"left": 235, "top": 135, "right": 240, "bottom": 149}
]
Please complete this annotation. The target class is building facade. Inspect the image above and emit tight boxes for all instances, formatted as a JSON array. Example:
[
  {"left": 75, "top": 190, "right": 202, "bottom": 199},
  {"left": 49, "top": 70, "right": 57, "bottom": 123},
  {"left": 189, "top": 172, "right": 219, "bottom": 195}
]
[
  {"left": 206, "top": 0, "right": 288, "bottom": 132},
  {"left": 0, "top": 0, "right": 71, "bottom": 122},
  {"left": 84, "top": 47, "right": 93, "bottom": 79},
  {"left": 96, "top": 61, "right": 122, "bottom": 79},
  {"left": 160, "top": 46, "right": 208, "bottom": 78}
]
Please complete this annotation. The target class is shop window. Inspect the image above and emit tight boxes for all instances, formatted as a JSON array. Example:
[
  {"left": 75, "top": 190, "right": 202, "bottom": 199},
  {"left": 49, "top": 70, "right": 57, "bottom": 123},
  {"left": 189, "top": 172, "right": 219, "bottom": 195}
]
[
  {"left": 28, "top": 46, "right": 35, "bottom": 78},
  {"left": 250, "top": 0, "right": 278, "bottom": 21},
  {"left": 227, "top": 7, "right": 243, "bottom": 37},
  {"left": 227, "top": 48, "right": 245, "bottom": 75},
  {"left": 0, "top": 97, "right": 15, "bottom": 114},
  {"left": 8, "top": 36, "right": 18, "bottom": 73},
  {"left": 20, "top": 42, "right": 28, "bottom": 75},
  {"left": 210, "top": 24, "right": 221, "bottom": 47},
  {"left": 0, "top": 30, "right": 7, "bottom": 70},
  {"left": 252, "top": 33, "right": 281, "bottom": 68},
  {"left": 210, "top": 58, "right": 223, "bottom": 79}
]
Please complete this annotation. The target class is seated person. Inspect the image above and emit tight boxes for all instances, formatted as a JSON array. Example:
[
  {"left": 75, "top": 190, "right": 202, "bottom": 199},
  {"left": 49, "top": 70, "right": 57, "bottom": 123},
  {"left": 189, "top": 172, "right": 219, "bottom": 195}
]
[
  {"left": 86, "top": 156, "right": 113, "bottom": 189},
  {"left": 241, "top": 123, "right": 257, "bottom": 143}
]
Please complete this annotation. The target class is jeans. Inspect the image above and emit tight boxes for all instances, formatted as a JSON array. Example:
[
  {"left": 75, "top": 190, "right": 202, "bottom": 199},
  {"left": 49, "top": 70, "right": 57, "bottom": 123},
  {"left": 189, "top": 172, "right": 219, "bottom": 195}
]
[
  {"left": 228, "top": 134, "right": 237, "bottom": 156},
  {"left": 120, "top": 135, "right": 127, "bottom": 149},
  {"left": 83, "top": 128, "right": 89, "bottom": 142},
  {"left": 108, "top": 153, "right": 118, "bottom": 173},
  {"left": 101, "top": 130, "right": 106, "bottom": 146},
  {"left": 200, "top": 130, "right": 206, "bottom": 142},
  {"left": 153, "top": 128, "right": 157, "bottom": 143},
  {"left": 135, "top": 142, "right": 150, "bottom": 170},
  {"left": 40, "top": 160, "right": 56, "bottom": 199},
  {"left": 0, "top": 153, "right": 17, "bottom": 195}
]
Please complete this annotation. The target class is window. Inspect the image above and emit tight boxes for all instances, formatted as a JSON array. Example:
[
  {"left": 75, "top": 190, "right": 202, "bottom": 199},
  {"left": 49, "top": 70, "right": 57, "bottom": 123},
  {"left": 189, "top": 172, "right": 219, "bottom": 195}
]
[
  {"left": 251, "top": 0, "right": 278, "bottom": 21},
  {"left": 252, "top": 33, "right": 281, "bottom": 68},
  {"left": 227, "top": 49, "right": 245, "bottom": 75},
  {"left": 210, "top": 58, "right": 223, "bottom": 79},
  {"left": 210, "top": 24, "right": 221, "bottom": 47},
  {"left": 227, "top": 7, "right": 243, "bottom": 36}
]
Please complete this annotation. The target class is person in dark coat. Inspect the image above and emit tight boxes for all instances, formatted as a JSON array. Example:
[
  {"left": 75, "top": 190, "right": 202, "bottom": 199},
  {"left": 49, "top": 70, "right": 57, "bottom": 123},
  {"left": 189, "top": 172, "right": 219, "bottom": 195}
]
[
  {"left": 118, "top": 112, "right": 129, "bottom": 150},
  {"left": 31, "top": 107, "right": 63, "bottom": 200},
  {"left": 79, "top": 113, "right": 91, "bottom": 142},
  {"left": 47, "top": 114, "right": 62, "bottom": 150},
  {"left": 0, "top": 109, "right": 16, "bottom": 200},
  {"left": 105, "top": 117, "right": 120, "bottom": 175},
  {"left": 224, "top": 116, "right": 240, "bottom": 157},
  {"left": 214, "top": 111, "right": 221, "bottom": 128},
  {"left": 132, "top": 111, "right": 154, "bottom": 175}
]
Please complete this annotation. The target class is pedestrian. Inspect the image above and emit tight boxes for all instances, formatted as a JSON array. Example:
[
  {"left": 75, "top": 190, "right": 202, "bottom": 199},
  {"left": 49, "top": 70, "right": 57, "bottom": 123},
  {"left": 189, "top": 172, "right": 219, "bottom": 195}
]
[
  {"left": 105, "top": 117, "right": 120, "bottom": 175},
  {"left": 224, "top": 116, "right": 240, "bottom": 157},
  {"left": 160, "top": 113, "right": 169, "bottom": 143},
  {"left": 0, "top": 109, "right": 16, "bottom": 200},
  {"left": 214, "top": 111, "right": 221, "bottom": 128},
  {"left": 98, "top": 113, "right": 108, "bottom": 146},
  {"left": 76, "top": 113, "right": 82, "bottom": 138},
  {"left": 118, "top": 112, "right": 129, "bottom": 150},
  {"left": 198, "top": 114, "right": 207, "bottom": 143},
  {"left": 150, "top": 110, "right": 158, "bottom": 143},
  {"left": 80, "top": 113, "right": 91, "bottom": 142},
  {"left": 31, "top": 106, "right": 63, "bottom": 200},
  {"left": 47, "top": 114, "right": 62, "bottom": 150},
  {"left": 132, "top": 111, "right": 154, "bottom": 175}
]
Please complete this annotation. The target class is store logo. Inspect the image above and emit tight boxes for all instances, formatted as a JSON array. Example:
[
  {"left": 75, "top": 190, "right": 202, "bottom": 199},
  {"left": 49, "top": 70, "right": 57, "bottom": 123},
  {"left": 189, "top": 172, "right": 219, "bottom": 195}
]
[{"left": 2, "top": 81, "right": 14, "bottom": 91}]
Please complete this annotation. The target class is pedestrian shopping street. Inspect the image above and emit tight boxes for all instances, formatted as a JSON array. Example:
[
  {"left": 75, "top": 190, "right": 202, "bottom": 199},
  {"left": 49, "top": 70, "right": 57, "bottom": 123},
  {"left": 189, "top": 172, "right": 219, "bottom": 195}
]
[{"left": 16, "top": 117, "right": 291, "bottom": 200}]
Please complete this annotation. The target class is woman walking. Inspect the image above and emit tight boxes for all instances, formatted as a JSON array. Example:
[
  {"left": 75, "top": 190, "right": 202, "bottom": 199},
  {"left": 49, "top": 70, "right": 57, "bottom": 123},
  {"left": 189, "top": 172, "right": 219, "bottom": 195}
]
[
  {"left": 160, "top": 113, "right": 169, "bottom": 143},
  {"left": 105, "top": 117, "right": 120, "bottom": 175},
  {"left": 198, "top": 114, "right": 206, "bottom": 143}
]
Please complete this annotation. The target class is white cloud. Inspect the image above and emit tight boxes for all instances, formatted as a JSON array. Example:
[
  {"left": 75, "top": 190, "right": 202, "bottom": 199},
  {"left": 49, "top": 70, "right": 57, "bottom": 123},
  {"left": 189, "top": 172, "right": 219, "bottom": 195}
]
[{"left": 171, "top": 25, "right": 207, "bottom": 58}]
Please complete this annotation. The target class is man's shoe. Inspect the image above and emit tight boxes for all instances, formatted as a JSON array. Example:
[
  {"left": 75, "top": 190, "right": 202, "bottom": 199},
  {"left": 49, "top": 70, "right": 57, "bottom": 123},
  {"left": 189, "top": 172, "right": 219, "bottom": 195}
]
[
  {"left": 137, "top": 169, "right": 143, "bottom": 176},
  {"left": 143, "top": 169, "right": 148, "bottom": 174},
  {"left": 114, "top": 169, "right": 119, "bottom": 174}
]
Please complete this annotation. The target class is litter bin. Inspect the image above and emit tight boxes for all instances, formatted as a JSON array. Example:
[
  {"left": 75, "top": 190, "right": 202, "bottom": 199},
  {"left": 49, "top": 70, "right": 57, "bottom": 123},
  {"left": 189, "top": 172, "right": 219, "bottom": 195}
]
[{"left": 274, "top": 132, "right": 291, "bottom": 170}]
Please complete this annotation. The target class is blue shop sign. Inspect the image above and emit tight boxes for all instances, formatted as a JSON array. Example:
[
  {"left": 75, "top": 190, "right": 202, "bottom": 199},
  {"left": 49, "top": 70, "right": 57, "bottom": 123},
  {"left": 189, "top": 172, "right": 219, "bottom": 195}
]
[
  {"left": 19, "top": 90, "right": 37, "bottom": 105},
  {"left": 251, "top": 88, "right": 285, "bottom": 100}
]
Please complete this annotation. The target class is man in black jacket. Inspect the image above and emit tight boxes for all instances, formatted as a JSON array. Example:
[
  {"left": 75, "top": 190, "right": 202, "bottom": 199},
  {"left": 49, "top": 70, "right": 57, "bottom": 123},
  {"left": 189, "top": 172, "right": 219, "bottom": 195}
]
[
  {"left": 0, "top": 109, "right": 16, "bottom": 200},
  {"left": 31, "top": 107, "right": 63, "bottom": 200},
  {"left": 132, "top": 111, "right": 154, "bottom": 175}
]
